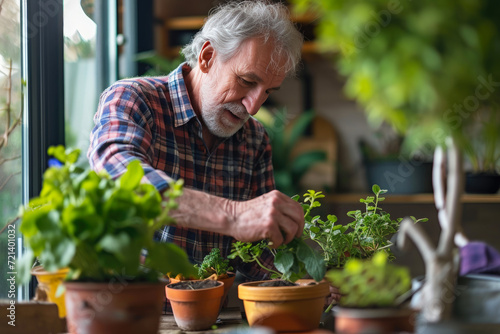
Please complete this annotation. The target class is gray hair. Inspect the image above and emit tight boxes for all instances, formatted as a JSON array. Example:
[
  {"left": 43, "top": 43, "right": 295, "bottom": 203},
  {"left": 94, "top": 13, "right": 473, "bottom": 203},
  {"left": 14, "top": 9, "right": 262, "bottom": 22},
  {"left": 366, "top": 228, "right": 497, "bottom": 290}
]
[{"left": 182, "top": 1, "right": 303, "bottom": 77}]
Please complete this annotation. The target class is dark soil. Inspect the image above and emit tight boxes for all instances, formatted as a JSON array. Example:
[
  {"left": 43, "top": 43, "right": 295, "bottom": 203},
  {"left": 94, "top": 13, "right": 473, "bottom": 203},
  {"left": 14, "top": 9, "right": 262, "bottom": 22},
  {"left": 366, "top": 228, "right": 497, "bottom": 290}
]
[
  {"left": 169, "top": 280, "right": 221, "bottom": 290},
  {"left": 257, "top": 280, "right": 298, "bottom": 287}
]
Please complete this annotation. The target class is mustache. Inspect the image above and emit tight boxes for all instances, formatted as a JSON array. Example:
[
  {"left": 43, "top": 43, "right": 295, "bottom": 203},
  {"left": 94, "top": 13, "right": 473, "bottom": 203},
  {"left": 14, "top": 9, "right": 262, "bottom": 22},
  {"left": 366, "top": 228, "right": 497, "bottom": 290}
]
[{"left": 223, "top": 103, "right": 249, "bottom": 120}]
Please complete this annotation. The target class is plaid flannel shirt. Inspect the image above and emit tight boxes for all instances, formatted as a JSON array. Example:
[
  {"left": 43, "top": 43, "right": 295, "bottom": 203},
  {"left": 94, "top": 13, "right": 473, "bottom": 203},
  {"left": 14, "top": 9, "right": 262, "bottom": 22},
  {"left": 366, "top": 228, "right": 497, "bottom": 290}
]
[{"left": 87, "top": 63, "right": 275, "bottom": 280}]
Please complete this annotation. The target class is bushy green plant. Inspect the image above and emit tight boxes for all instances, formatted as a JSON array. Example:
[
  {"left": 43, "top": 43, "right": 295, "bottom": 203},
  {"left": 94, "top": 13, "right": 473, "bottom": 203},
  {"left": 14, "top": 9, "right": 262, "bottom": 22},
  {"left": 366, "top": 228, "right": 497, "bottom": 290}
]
[
  {"left": 195, "top": 248, "right": 233, "bottom": 279},
  {"left": 18, "top": 146, "right": 196, "bottom": 283},
  {"left": 292, "top": 0, "right": 500, "bottom": 152},
  {"left": 300, "top": 185, "right": 427, "bottom": 268},
  {"left": 326, "top": 251, "right": 411, "bottom": 308}
]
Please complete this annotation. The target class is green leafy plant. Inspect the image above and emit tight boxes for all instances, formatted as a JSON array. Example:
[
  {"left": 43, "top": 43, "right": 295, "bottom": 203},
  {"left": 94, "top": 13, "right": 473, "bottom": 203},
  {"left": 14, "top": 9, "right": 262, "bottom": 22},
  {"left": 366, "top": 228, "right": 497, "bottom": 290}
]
[
  {"left": 292, "top": 0, "right": 500, "bottom": 153},
  {"left": 18, "top": 146, "right": 196, "bottom": 283},
  {"left": 135, "top": 50, "right": 185, "bottom": 76},
  {"left": 300, "top": 185, "right": 428, "bottom": 268},
  {"left": 461, "top": 106, "right": 500, "bottom": 173},
  {"left": 229, "top": 237, "right": 326, "bottom": 282},
  {"left": 254, "top": 107, "right": 327, "bottom": 196},
  {"left": 326, "top": 251, "right": 411, "bottom": 308},
  {"left": 194, "top": 248, "right": 234, "bottom": 279}
]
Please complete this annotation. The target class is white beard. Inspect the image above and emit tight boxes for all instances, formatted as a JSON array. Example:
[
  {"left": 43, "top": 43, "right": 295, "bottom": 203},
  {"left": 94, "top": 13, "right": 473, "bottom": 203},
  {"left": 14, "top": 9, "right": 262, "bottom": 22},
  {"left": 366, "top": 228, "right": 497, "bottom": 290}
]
[{"left": 199, "top": 85, "right": 250, "bottom": 138}]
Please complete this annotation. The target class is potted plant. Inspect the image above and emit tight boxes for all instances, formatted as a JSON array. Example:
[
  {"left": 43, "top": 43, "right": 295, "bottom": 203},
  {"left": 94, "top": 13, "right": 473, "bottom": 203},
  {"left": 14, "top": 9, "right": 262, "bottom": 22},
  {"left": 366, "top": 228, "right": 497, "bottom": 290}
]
[
  {"left": 326, "top": 251, "right": 415, "bottom": 334},
  {"left": 194, "top": 248, "right": 235, "bottom": 307},
  {"left": 300, "top": 185, "right": 428, "bottom": 270},
  {"left": 254, "top": 107, "right": 327, "bottom": 196},
  {"left": 359, "top": 124, "right": 433, "bottom": 194},
  {"left": 165, "top": 247, "right": 236, "bottom": 319},
  {"left": 229, "top": 213, "right": 329, "bottom": 332},
  {"left": 18, "top": 146, "right": 196, "bottom": 334},
  {"left": 165, "top": 279, "right": 225, "bottom": 331},
  {"left": 461, "top": 107, "right": 500, "bottom": 193},
  {"left": 30, "top": 265, "right": 69, "bottom": 318}
]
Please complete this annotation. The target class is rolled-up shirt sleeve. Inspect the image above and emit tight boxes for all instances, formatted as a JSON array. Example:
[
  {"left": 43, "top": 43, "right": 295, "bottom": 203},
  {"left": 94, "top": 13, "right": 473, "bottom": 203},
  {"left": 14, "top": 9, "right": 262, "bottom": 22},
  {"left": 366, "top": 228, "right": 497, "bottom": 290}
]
[{"left": 87, "top": 80, "right": 173, "bottom": 192}]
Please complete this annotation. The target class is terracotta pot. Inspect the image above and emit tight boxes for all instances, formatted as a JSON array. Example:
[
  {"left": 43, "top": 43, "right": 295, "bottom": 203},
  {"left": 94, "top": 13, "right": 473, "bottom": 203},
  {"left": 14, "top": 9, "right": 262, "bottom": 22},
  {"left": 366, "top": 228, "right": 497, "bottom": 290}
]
[
  {"left": 238, "top": 279, "right": 330, "bottom": 332},
  {"left": 218, "top": 272, "right": 236, "bottom": 309},
  {"left": 165, "top": 280, "right": 224, "bottom": 331},
  {"left": 167, "top": 272, "right": 236, "bottom": 311},
  {"left": 64, "top": 281, "right": 164, "bottom": 334},
  {"left": 334, "top": 307, "right": 416, "bottom": 334},
  {"left": 31, "top": 266, "right": 69, "bottom": 318}
]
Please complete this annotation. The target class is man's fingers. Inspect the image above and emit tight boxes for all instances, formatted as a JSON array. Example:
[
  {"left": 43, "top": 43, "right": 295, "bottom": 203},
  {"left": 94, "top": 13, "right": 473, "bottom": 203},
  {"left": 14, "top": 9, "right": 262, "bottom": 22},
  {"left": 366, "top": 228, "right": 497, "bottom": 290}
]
[
  {"left": 275, "top": 194, "right": 305, "bottom": 239},
  {"left": 267, "top": 224, "right": 285, "bottom": 248},
  {"left": 278, "top": 218, "right": 299, "bottom": 244}
]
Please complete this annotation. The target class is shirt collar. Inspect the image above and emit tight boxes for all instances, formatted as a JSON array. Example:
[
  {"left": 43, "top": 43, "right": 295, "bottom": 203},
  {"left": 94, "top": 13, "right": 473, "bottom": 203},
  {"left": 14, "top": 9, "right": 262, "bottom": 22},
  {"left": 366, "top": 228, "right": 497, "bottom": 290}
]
[
  {"left": 168, "top": 62, "right": 197, "bottom": 127},
  {"left": 168, "top": 62, "right": 246, "bottom": 143}
]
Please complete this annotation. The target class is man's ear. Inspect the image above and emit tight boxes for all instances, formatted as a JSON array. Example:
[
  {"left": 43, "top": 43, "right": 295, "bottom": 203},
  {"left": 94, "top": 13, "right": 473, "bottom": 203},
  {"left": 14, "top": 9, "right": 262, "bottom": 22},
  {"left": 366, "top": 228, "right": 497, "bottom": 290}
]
[{"left": 198, "top": 41, "right": 215, "bottom": 73}]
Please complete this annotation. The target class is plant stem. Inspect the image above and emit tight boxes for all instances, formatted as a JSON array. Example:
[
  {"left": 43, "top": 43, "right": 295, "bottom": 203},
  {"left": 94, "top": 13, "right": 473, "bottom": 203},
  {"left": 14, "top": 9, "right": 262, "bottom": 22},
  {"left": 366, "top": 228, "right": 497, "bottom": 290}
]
[{"left": 254, "top": 256, "right": 282, "bottom": 278}]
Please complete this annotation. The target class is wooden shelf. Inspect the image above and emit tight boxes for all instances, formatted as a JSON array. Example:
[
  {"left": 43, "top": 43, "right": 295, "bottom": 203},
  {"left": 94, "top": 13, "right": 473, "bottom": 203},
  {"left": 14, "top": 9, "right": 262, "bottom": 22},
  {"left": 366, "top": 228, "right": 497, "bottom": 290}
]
[
  {"left": 157, "top": 12, "right": 320, "bottom": 58},
  {"left": 164, "top": 16, "right": 205, "bottom": 30},
  {"left": 326, "top": 193, "right": 500, "bottom": 204}
]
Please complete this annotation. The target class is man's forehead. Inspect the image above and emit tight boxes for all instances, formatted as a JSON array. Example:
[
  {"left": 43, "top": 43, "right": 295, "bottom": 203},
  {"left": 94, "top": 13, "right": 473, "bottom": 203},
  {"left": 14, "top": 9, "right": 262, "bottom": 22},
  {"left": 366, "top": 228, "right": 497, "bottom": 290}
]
[{"left": 232, "top": 37, "right": 288, "bottom": 76}]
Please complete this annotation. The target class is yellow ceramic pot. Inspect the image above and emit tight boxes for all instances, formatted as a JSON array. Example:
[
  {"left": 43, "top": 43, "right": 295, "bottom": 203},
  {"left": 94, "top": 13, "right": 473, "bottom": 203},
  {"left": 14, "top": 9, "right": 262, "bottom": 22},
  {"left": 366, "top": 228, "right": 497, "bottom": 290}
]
[{"left": 31, "top": 266, "right": 69, "bottom": 318}]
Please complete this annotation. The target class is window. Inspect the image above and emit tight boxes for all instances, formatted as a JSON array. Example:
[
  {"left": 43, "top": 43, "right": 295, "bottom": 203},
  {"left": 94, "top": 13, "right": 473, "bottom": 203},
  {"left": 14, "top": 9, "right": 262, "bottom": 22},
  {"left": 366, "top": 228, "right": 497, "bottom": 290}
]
[
  {"left": 0, "top": 0, "right": 22, "bottom": 300},
  {"left": 64, "top": 0, "right": 97, "bottom": 156},
  {"left": 0, "top": 0, "right": 126, "bottom": 302}
]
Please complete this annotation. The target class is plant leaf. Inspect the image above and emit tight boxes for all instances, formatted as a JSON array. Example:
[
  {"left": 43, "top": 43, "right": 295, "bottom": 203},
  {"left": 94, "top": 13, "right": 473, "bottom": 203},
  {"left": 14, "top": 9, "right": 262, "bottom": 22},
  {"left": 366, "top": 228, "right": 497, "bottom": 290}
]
[
  {"left": 274, "top": 251, "right": 295, "bottom": 274},
  {"left": 296, "top": 240, "right": 326, "bottom": 282},
  {"left": 146, "top": 242, "right": 197, "bottom": 278},
  {"left": 118, "top": 160, "right": 144, "bottom": 190}
]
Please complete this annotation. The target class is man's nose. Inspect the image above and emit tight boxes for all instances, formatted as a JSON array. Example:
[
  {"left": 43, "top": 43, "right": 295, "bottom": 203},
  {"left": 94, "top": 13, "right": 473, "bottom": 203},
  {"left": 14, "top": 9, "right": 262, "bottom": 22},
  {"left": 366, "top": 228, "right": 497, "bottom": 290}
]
[{"left": 242, "top": 89, "right": 268, "bottom": 116}]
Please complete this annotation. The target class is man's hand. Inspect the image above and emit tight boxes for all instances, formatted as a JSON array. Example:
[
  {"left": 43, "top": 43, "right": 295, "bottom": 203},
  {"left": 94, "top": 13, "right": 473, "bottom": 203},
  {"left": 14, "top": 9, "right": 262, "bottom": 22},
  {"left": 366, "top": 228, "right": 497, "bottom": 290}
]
[
  {"left": 325, "top": 284, "right": 341, "bottom": 308},
  {"left": 170, "top": 188, "right": 304, "bottom": 247},
  {"left": 227, "top": 190, "right": 305, "bottom": 247}
]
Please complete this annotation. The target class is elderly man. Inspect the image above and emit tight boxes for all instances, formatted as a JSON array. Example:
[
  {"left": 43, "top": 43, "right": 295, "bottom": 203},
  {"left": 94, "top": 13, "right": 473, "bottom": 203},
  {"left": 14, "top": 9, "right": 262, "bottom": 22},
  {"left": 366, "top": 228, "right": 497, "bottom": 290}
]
[{"left": 88, "top": 1, "right": 304, "bottom": 280}]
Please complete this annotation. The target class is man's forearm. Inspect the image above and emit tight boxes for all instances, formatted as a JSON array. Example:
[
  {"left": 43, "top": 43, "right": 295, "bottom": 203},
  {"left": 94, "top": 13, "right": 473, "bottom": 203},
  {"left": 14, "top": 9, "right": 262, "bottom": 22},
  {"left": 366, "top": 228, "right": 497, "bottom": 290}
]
[
  {"left": 167, "top": 188, "right": 305, "bottom": 247},
  {"left": 169, "top": 188, "right": 234, "bottom": 235}
]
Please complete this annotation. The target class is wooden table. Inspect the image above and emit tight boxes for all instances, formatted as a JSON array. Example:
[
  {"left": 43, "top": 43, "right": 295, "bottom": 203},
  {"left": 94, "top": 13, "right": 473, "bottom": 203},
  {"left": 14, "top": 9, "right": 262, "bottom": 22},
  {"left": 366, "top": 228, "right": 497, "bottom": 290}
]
[{"left": 158, "top": 307, "right": 247, "bottom": 334}]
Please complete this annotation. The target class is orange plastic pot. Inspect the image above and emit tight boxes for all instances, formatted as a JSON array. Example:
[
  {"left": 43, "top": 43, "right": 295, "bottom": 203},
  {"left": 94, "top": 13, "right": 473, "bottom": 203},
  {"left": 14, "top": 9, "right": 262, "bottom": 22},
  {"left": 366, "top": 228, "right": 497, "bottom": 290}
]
[
  {"left": 165, "top": 280, "right": 224, "bottom": 331},
  {"left": 238, "top": 279, "right": 330, "bottom": 332},
  {"left": 31, "top": 266, "right": 69, "bottom": 318},
  {"left": 64, "top": 281, "right": 164, "bottom": 334}
]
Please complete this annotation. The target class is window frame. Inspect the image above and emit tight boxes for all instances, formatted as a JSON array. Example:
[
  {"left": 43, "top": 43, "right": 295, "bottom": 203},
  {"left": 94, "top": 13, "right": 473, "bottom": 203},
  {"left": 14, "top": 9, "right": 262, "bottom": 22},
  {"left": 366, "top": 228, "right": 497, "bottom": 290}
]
[{"left": 21, "top": 0, "right": 65, "bottom": 299}]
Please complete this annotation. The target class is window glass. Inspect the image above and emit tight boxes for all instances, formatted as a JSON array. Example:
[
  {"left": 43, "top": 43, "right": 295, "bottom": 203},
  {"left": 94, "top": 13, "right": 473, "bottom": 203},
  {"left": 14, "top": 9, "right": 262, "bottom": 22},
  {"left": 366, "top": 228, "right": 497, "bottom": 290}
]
[
  {"left": 64, "top": 0, "right": 97, "bottom": 160},
  {"left": 0, "top": 0, "right": 22, "bottom": 299}
]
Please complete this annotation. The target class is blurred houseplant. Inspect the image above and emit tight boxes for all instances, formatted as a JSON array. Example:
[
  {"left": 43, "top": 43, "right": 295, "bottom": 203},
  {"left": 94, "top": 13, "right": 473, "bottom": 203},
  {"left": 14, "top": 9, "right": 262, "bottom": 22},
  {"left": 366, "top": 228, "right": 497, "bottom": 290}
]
[
  {"left": 359, "top": 124, "right": 433, "bottom": 194},
  {"left": 135, "top": 51, "right": 185, "bottom": 76},
  {"left": 326, "top": 252, "right": 415, "bottom": 334},
  {"left": 254, "top": 107, "right": 326, "bottom": 196},
  {"left": 292, "top": 0, "right": 500, "bottom": 151},
  {"left": 461, "top": 106, "right": 500, "bottom": 193},
  {"left": 291, "top": 0, "right": 500, "bottom": 325},
  {"left": 18, "top": 146, "right": 195, "bottom": 334}
]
